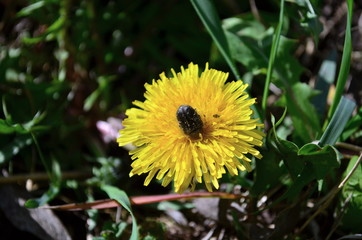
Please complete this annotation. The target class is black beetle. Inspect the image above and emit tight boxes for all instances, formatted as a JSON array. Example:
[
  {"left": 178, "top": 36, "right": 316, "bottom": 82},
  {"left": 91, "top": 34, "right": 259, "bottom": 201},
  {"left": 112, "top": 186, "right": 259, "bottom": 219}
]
[{"left": 176, "top": 105, "right": 203, "bottom": 138}]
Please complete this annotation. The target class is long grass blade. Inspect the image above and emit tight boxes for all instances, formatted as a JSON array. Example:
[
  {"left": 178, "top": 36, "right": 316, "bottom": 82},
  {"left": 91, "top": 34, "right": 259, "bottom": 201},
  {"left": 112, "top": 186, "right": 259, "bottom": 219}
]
[
  {"left": 262, "top": 0, "right": 285, "bottom": 115},
  {"left": 325, "top": 0, "right": 353, "bottom": 126}
]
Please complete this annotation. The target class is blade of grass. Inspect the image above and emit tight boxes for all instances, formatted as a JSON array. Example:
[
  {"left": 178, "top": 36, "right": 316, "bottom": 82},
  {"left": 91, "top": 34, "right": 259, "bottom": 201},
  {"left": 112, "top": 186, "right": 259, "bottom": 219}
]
[
  {"left": 262, "top": 0, "right": 285, "bottom": 115},
  {"left": 190, "top": 0, "right": 241, "bottom": 80},
  {"left": 319, "top": 96, "right": 356, "bottom": 146},
  {"left": 325, "top": 0, "right": 353, "bottom": 127}
]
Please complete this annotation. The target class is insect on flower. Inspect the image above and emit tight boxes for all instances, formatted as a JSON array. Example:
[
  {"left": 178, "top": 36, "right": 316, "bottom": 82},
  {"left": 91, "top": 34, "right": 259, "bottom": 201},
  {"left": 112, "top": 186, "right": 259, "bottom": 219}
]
[{"left": 176, "top": 105, "right": 203, "bottom": 139}]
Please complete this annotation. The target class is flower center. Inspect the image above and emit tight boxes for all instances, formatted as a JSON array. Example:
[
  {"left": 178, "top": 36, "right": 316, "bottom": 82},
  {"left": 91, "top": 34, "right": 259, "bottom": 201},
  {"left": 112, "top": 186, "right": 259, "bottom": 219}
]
[{"left": 176, "top": 105, "right": 203, "bottom": 139}]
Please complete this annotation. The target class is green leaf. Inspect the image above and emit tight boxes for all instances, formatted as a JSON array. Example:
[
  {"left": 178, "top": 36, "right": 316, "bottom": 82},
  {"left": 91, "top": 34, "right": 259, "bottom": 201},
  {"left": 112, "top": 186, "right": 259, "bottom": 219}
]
[
  {"left": 224, "top": 16, "right": 304, "bottom": 86},
  {"left": 225, "top": 31, "right": 264, "bottom": 74},
  {"left": 269, "top": 143, "right": 340, "bottom": 202},
  {"left": 274, "top": 38, "right": 304, "bottom": 86},
  {"left": 270, "top": 116, "right": 340, "bottom": 201},
  {"left": 319, "top": 97, "right": 356, "bottom": 146},
  {"left": 222, "top": 16, "right": 266, "bottom": 41},
  {"left": 280, "top": 83, "right": 321, "bottom": 144},
  {"left": 0, "top": 119, "right": 27, "bottom": 134},
  {"left": 272, "top": 137, "right": 303, "bottom": 180},
  {"left": 190, "top": 0, "right": 240, "bottom": 80},
  {"left": 0, "top": 111, "right": 46, "bottom": 134},
  {"left": 24, "top": 199, "right": 40, "bottom": 208},
  {"left": 270, "top": 114, "right": 304, "bottom": 180},
  {"left": 101, "top": 185, "right": 138, "bottom": 240},
  {"left": 298, "top": 143, "right": 340, "bottom": 180},
  {"left": 223, "top": 15, "right": 305, "bottom": 124}
]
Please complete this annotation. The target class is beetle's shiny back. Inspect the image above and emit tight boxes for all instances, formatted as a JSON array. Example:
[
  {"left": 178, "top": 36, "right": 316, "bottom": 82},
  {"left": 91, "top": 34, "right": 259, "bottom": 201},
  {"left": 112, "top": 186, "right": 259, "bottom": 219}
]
[{"left": 176, "top": 105, "right": 203, "bottom": 138}]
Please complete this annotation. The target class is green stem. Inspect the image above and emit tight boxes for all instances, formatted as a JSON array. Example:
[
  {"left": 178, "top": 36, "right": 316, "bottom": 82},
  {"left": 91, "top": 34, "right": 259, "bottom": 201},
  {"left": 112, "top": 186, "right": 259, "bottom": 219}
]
[
  {"left": 262, "top": 0, "right": 285, "bottom": 116},
  {"left": 30, "top": 132, "right": 51, "bottom": 178}
]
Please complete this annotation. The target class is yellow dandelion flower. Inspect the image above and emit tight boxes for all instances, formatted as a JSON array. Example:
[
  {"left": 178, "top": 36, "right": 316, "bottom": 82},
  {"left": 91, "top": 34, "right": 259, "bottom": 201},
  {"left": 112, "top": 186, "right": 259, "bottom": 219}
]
[{"left": 117, "top": 63, "right": 264, "bottom": 193}]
